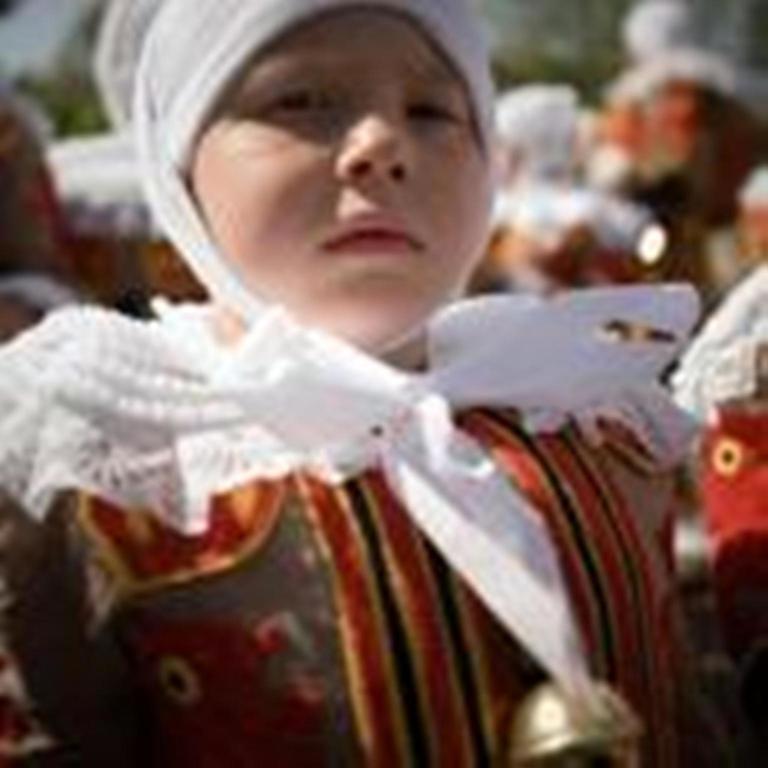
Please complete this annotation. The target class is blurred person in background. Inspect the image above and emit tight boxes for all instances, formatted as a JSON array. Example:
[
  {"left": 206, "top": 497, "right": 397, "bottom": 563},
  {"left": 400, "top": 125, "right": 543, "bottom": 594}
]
[
  {"left": 0, "top": 272, "right": 77, "bottom": 342},
  {"left": 47, "top": 0, "right": 204, "bottom": 314},
  {"left": 0, "top": 55, "right": 78, "bottom": 336},
  {"left": 590, "top": 0, "right": 767, "bottom": 306},
  {"left": 480, "top": 84, "right": 670, "bottom": 295},
  {"left": 706, "top": 166, "right": 768, "bottom": 298},
  {"left": 675, "top": 263, "right": 768, "bottom": 761}
]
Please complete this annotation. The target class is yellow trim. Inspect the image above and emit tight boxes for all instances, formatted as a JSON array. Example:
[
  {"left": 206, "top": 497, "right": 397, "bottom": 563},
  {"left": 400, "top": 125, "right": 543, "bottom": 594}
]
[
  {"left": 157, "top": 655, "right": 203, "bottom": 707},
  {"left": 76, "top": 483, "right": 285, "bottom": 602},
  {"left": 450, "top": 577, "right": 501, "bottom": 756},
  {"left": 356, "top": 479, "right": 436, "bottom": 760},
  {"left": 296, "top": 475, "right": 410, "bottom": 765},
  {"left": 77, "top": 494, "right": 135, "bottom": 596},
  {"left": 467, "top": 411, "right": 608, "bottom": 671},
  {"left": 712, "top": 437, "right": 746, "bottom": 479},
  {"left": 124, "top": 508, "right": 156, "bottom": 547}
]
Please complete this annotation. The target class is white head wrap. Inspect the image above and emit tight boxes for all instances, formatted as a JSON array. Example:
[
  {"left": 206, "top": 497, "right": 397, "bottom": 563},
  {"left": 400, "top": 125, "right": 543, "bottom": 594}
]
[
  {"left": 622, "top": 0, "right": 695, "bottom": 63},
  {"left": 494, "top": 182, "right": 656, "bottom": 256},
  {"left": 134, "top": 0, "right": 495, "bottom": 321},
  {"left": 610, "top": 3, "right": 745, "bottom": 108},
  {"left": 495, "top": 85, "right": 579, "bottom": 182},
  {"left": 607, "top": 47, "right": 740, "bottom": 106},
  {"left": 740, "top": 166, "right": 768, "bottom": 210},
  {"left": 94, "top": 0, "right": 163, "bottom": 128}
]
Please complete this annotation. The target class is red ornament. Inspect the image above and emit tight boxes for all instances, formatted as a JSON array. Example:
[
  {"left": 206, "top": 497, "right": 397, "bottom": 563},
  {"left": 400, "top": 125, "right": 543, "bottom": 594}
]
[
  {"left": 701, "top": 406, "right": 768, "bottom": 657},
  {"left": 128, "top": 617, "right": 328, "bottom": 768}
]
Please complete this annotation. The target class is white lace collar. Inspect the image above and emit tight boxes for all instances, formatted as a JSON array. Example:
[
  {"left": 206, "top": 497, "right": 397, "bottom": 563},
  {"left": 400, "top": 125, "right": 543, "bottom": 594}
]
[
  {"left": 674, "top": 266, "right": 768, "bottom": 421},
  {"left": 0, "top": 285, "right": 697, "bottom": 698}
]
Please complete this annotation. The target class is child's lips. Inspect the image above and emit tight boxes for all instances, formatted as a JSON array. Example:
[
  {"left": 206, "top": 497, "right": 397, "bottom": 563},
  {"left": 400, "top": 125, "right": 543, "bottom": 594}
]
[{"left": 322, "top": 222, "right": 425, "bottom": 256}]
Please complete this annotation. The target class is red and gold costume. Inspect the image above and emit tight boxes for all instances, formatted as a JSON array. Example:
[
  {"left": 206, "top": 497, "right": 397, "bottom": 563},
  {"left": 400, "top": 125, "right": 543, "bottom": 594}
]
[
  {"left": 0, "top": 409, "right": 705, "bottom": 766},
  {"left": 700, "top": 405, "right": 768, "bottom": 661}
]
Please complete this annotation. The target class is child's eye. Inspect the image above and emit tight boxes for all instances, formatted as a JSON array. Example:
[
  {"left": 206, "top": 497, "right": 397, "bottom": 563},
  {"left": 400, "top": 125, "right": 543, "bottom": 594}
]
[
  {"left": 407, "top": 102, "right": 459, "bottom": 123},
  {"left": 271, "top": 89, "right": 334, "bottom": 113}
]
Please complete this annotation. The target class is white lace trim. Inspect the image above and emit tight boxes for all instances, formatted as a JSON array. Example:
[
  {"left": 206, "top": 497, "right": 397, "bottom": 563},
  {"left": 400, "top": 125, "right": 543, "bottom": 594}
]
[
  {"left": 1, "top": 286, "right": 696, "bottom": 531},
  {"left": 0, "top": 285, "right": 698, "bottom": 695},
  {"left": 674, "top": 266, "right": 768, "bottom": 421}
]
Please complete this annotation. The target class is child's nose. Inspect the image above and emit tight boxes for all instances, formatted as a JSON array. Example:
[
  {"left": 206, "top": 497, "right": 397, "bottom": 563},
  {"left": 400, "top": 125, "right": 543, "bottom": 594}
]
[{"left": 335, "top": 114, "right": 409, "bottom": 184}]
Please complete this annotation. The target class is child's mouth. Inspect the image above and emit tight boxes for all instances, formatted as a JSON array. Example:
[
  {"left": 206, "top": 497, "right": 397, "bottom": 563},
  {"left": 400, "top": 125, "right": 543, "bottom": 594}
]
[{"left": 322, "top": 221, "right": 425, "bottom": 257}]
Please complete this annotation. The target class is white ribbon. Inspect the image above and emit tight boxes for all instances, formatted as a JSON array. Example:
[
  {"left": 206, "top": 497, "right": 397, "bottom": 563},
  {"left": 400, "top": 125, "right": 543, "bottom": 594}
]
[{"left": 0, "top": 284, "right": 697, "bottom": 697}]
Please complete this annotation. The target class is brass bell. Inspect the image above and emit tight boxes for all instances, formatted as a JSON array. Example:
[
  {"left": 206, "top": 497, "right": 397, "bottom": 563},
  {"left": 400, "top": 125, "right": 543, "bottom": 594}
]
[{"left": 508, "top": 681, "right": 643, "bottom": 767}]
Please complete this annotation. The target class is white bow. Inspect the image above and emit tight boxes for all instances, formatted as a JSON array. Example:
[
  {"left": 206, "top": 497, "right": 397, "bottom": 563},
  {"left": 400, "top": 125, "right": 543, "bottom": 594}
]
[{"left": 0, "top": 285, "right": 698, "bottom": 698}]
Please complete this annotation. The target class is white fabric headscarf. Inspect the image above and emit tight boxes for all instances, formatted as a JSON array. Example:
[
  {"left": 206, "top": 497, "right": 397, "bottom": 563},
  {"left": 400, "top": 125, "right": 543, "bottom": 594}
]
[
  {"left": 134, "top": 0, "right": 495, "bottom": 321},
  {"left": 740, "top": 166, "right": 768, "bottom": 210},
  {"left": 94, "top": 0, "right": 163, "bottom": 129},
  {"left": 495, "top": 85, "right": 580, "bottom": 183},
  {"left": 0, "top": 0, "right": 699, "bottom": 705},
  {"left": 622, "top": 0, "right": 695, "bottom": 64}
]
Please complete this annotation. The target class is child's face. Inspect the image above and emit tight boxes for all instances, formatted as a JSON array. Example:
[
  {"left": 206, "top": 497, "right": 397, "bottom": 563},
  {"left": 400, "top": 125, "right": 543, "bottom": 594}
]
[{"left": 191, "top": 9, "right": 491, "bottom": 358}]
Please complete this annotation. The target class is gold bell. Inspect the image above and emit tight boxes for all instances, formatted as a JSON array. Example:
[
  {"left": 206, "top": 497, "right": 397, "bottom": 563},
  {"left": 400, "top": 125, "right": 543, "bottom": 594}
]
[{"left": 508, "top": 681, "right": 643, "bottom": 767}]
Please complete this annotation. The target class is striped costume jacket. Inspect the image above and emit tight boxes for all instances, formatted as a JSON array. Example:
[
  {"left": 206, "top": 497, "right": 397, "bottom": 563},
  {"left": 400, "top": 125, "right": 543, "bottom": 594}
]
[{"left": 0, "top": 408, "right": 703, "bottom": 766}]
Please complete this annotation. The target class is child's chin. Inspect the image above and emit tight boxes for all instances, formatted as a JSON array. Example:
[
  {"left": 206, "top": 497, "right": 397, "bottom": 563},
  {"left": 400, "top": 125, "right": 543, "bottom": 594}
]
[{"left": 316, "top": 310, "right": 430, "bottom": 364}]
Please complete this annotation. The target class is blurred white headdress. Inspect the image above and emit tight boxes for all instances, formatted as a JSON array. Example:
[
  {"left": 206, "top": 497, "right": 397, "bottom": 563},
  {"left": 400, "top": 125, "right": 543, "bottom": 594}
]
[
  {"left": 610, "top": 1, "right": 748, "bottom": 107},
  {"left": 495, "top": 85, "right": 580, "bottom": 182},
  {"left": 622, "top": 0, "right": 695, "bottom": 64},
  {"left": 94, "top": 0, "right": 164, "bottom": 128},
  {"left": 740, "top": 167, "right": 768, "bottom": 210}
]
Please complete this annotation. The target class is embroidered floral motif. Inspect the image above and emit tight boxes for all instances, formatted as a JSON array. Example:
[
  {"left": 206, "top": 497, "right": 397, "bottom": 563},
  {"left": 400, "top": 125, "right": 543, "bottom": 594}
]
[
  {"left": 128, "top": 617, "right": 328, "bottom": 767},
  {"left": 77, "top": 481, "right": 285, "bottom": 599}
]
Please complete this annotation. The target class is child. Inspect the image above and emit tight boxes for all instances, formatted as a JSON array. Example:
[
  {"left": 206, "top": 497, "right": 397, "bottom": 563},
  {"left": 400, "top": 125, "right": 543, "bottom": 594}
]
[{"left": 0, "top": 0, "right": 708, "bottom": 764}]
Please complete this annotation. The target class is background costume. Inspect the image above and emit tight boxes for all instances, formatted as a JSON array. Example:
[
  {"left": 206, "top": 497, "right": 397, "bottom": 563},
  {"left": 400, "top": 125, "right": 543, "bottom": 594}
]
[
  {"left": 591, "top": 0, "right": 767, "bottom": 305},
  {"left": 484, "top": 85, "right": 668, "bottom": 295},
  {"left": 675, "top": 264, "right": 768, "bottom": 755}
]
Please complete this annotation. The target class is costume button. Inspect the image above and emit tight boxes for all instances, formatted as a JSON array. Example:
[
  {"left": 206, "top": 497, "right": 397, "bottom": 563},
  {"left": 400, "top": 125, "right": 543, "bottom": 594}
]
[
  {"left": 254, "top": 616, "right": 289, "bottom": 656},
  {"left": 279, "top": 677, "right": 327, "bottom": 732},
  {"left": 286, "top": 677, "right": 326, "bottom": 708},
  {"left": 711, "top": 437, "right": 745, "bottom": 478},
  {"left": 157, "top": 656, "right": 202, "bottom": 707}
]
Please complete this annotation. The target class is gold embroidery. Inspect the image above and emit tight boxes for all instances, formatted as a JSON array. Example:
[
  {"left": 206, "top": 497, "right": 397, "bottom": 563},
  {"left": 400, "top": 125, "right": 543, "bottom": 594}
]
[
  {"left": 124, "top": 510, "right": 156, "bottom": 547},
  {"left": 712, "top": 437, "right": 746, "bottom": 479},
  {"left": 158, "top": 656, "right": 203, "bottom": 707},
  {"left": 76, "top": 483, "right": 286, "bottom": 602},
  {"left": 229, "top": 484, "right": 260, "bottom": 532}
]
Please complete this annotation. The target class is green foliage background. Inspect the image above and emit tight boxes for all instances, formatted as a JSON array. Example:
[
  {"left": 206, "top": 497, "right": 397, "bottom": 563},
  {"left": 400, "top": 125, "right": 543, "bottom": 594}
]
[{"left": 11, "top": 0, "right": 768, "bottom": 137}]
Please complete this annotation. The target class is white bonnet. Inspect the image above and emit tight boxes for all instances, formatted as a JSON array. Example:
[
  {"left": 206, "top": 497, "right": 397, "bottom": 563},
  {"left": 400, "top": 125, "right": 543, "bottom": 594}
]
[
  {"left": 494, "top": 182, "right": 656, "bottom": 255},
  {"left": 607, "top": 47, "right": 739, "bottom": 106},
  {"left": 133, "top": 0, "right": 494, "bottom": 318},
  {"left": 495, "top": 85, "right": 579, "bottom": 181},
  {"left": 740, "top": 166, "right": 768, "bottom": 210},
  {"left": 137, "top": 0, "right": 494, "bottom": 166},
  {"left": 622, "top": 0, "right": 695, "bottom": 64},
  {"left": 94, "top": 0, "right": 162, "bottom": 128}
]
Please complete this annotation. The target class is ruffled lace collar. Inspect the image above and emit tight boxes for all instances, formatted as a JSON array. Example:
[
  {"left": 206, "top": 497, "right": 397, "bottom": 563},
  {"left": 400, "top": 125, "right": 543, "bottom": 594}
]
[{"left": 0, "top": 285, "right": 697, "bottom": 696}]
